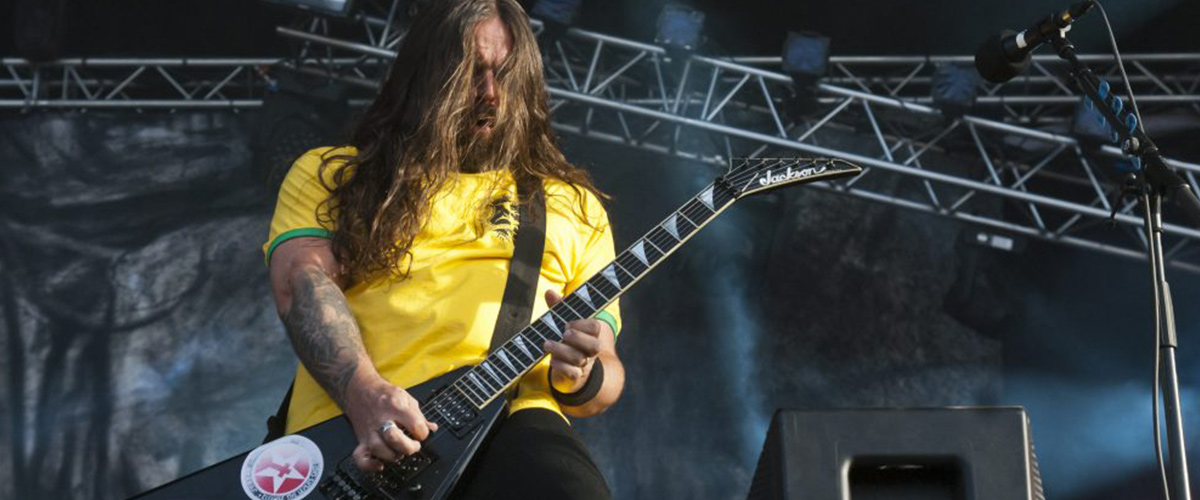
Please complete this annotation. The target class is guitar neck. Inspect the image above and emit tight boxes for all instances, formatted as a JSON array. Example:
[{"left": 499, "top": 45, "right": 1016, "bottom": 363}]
[{"left": 446, "top": 180, "right": 738, "bottom": 409}]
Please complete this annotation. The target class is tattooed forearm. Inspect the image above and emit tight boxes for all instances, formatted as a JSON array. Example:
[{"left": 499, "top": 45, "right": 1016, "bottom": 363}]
[{"left": 283, "top": 266, "right": 367, "bottom": 408}]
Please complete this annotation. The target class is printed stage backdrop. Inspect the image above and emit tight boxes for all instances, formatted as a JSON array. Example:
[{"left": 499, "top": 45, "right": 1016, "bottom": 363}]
[{"left": 2, "top": 111, "right": 1199, "bottom": 500}]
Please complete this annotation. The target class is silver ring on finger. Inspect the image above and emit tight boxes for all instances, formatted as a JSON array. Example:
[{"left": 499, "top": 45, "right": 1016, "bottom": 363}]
[{"left": 379, "top": 420, "right": 398, "bottom": 436}]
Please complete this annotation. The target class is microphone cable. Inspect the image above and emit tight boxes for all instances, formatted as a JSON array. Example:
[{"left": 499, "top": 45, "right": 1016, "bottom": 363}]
[
  {"left": 1090, "top": 2, "right": 1170, "bottom": 498},
  {"left": 1092, "top": 1, "right": 1146, "bottom": 137}
]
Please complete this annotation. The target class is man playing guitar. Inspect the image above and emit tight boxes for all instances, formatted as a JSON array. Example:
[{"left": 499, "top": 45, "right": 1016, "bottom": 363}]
[{"left": 263, "top": 0, "right": 625, "bottom": 498}]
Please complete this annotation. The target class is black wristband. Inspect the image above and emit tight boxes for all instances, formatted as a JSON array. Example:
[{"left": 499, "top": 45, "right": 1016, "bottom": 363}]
[{"left": 550, "top": 358, "right": 605, "bottom": 407}]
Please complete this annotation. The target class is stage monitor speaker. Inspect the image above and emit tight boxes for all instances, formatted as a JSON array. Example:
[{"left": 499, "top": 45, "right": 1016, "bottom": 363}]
[
  {"left": 746, "top": 407, "right": 1043, "bottom": 500},
  {"left": 251, "top": 71, "right": 356, "bottom": 197}
]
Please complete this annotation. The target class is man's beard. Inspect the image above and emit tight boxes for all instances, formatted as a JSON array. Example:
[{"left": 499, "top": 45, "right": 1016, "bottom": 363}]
[{"left": 460, "top": 108, "right": 505, "bottom": 172}]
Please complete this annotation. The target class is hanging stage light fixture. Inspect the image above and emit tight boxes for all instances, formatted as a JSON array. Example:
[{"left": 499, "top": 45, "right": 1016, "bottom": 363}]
[
  {"left": 260, "top": 0, "right": 358, "bottom": 19},
  {"left": 931, "top": 63, "right": 979, "bottom": 118},
  {"left": 533, "top": 0, "right": 582, "bottom": 27},
  {"left": 532, "top": 0, "right": 583, "bottom": 44},
  {"left": 782, "top": 31, "right": 830, "bottom": 81},
  {"left": 655, "top": 4, "right": 705, "bottom": 53},
  {"left": 780, "top": 31, "right": 830, "bottom": 119}
]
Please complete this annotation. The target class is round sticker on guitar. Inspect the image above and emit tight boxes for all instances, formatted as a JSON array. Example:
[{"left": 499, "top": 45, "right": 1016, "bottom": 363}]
[{"left": 240, "top": 435, "right": 324, "bottom": 500}]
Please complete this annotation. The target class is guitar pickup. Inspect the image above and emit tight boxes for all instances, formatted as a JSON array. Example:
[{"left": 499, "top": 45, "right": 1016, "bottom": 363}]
[
  {"left": 429, "top": 396, "right": 478, "bottom": 432},
  {"left": 387, "top": 451, "right": 434, "bottom": 482},
  {"left": 319, "top": 464, "right": 372, "bottom": 500}
]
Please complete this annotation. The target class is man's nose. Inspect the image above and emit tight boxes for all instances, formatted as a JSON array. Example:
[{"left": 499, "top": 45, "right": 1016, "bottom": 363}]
[{"left": 481, "top": 71, "right": 497, "bottom": 105}]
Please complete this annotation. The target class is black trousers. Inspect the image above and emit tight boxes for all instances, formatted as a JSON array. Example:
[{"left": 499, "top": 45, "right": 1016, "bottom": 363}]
[{"left": 452, "top": 408, "right": 611, "bottom": 500}]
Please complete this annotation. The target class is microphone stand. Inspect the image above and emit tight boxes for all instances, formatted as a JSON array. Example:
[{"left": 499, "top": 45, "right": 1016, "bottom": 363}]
[{"left": 1047, "top": 31, "right": 1196, "bottom": 500}]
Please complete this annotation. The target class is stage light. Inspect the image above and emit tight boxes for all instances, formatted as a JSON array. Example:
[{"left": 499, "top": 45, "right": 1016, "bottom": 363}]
[
  {"left": 533, "top": 0, "right": 582, "bottom": 26},
  {"left": 781, "top": 31, "right": 830, "bottom": 82},
  {"left": 930, "top": 63, "right": 979, "bottom": 118},
  {"left": 13, "top": 0, "right": 67, "bottom": 62},
  {"left": 533, "top": 0, "right": 583, "bottom": 44},
  {"left": 260, "top": 0, "right": 358, "bottom": 18},
  {"left": 780, "top": 31, "right": 829, "bottom": 119},
  {"left": 655, "top": 4, "right": 705, "bottom": 52}
]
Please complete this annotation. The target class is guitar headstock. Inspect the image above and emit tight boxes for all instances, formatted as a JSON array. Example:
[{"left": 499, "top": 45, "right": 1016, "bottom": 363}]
[{"left": 720, "top": 157, "right": 863, "bottom": 198}]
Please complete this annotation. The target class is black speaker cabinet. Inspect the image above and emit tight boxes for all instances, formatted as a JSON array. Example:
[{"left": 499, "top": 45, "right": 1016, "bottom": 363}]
[{"left": 746, "top": 407, "right": 1044, "bottom": 500}]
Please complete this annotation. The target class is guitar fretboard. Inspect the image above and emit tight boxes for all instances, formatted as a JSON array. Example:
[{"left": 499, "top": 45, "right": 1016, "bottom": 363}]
[{"left": 426, "top": 180, "right": 737, "bottom": 414}]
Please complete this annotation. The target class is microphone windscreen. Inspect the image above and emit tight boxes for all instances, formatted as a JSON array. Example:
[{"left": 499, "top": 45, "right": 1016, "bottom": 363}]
[{"left": 975, "top": 30, "right": 1031, "bottom": 84}]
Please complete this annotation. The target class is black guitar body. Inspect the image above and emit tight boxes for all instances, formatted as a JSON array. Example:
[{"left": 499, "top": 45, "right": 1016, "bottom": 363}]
[{"left": 130, "top": 366, "right": 506, "bottom": 500}]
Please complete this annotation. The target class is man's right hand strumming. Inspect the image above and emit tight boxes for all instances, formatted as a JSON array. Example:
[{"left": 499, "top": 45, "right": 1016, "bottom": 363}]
[
  {"left": 343, "top": 373, "right": 438, "bottom": 472},
  {"left": 269, "top": 236, "right": 436, "bottom": 473}
]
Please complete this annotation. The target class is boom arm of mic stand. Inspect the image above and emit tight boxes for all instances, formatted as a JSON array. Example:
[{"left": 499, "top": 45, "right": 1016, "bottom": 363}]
[{"left": 1049, "top": 35, "right": 1200, "bottom": 229}]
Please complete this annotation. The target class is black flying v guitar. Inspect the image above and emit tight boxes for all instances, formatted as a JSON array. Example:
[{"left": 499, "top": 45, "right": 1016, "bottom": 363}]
[{"left": 129, "top": 157, "right": 863, "bottom": 500}]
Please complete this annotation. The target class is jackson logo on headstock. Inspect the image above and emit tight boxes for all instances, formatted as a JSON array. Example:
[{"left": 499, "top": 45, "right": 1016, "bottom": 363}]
[
  {"left": 239, "top": 435, "right": 324, "bottom": 500},
  {"left": 757, "top": 165, "right": 829, "bottom": 187}
]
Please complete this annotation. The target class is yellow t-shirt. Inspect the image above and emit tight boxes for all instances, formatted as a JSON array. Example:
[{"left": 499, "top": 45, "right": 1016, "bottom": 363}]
[{"left": 264, "top": 146, "right": 621, "bottom": 433}]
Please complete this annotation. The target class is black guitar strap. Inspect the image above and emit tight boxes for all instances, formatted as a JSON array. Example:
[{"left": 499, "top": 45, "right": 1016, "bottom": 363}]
[
  {"left": 490, "top": 180, "right": 546, "bottom": 351},
  {"left": 264, "top": 179, "right": 546, "bottom": 443}
]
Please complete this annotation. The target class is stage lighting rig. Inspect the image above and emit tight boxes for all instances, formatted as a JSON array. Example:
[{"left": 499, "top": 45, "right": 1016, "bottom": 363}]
[
  {"left": 931, "top": 63, "right": 979, "bottom": 118},
  {"left": 780, "top": 31, "right": 830, "bottom": 119},
  {"left": 655, "top": 4, "right": 705, "bottom": 53},
  {"left": 261, "top": 0, "right": 359, "bottom": 18}
]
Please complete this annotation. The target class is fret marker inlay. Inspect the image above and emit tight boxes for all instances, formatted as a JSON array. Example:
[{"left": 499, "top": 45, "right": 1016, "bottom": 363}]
[
  {"left": 513, "top": 336, "right": 535, "bottom": 359},
  {"left": 602, "top": 265, "right": 620, "bottom": 287},
  {"left": 495, "top": 350, "right": 517, "bottom": 373},
  {"left": 480, "top": 362, "right": 501, "bottom": 383},
  {"left": 541, "top": 314, "right": 561, "bottom": 335},
  {"left": 576, "top": 285, "right": 595, "bottom": 309},
  {"left": 630, "top": 241, "right": 648, "bottom": 265},
  {"left": 664, "top": 214, "right": 680, "bottom": 239},
  {"left": 468, "top": 372, "right": 489, "bottom": 391},
  {"left": 699, "top": 186, "right": 715, "bottom": 210}
]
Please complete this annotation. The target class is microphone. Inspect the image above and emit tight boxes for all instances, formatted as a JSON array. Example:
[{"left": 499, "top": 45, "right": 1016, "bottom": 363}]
[{"left": 975, "top": 1, "right": 1096, "bottom": 83}]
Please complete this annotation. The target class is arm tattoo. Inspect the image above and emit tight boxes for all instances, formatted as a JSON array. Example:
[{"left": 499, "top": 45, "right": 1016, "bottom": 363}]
[{"left": 283, "top": 266, "right": 366, "bottom": 407}]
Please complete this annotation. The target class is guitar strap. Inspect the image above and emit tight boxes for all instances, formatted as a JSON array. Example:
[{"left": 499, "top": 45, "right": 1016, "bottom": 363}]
[
  {"left": 490, "top": 179, "right": 547, "bottom": 351},
  {"left": 264, "top": 179, "right": 546, "bottom": 443}
]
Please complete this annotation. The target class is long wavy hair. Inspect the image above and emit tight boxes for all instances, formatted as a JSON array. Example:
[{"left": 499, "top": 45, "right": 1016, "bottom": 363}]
[{"left": 317, "top": 0, "right": 603, "bottom": 281}]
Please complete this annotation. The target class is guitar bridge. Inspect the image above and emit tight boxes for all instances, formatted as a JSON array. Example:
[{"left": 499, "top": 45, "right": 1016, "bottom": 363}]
[{"left": 324, "top": 449, "right": 438, "bottom": 500}]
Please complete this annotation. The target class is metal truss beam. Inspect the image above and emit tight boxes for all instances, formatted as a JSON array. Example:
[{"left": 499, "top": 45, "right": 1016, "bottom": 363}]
[
  {"left": 4, "top": 9, "right": 1200, "bottom": 273},
  {"left": 734, "top": 53, "right": 1200, "bottom": 123},
  {"left": 526, "top": 22, "right": 1200, "bottom": 273},
  {"left": 0, "top": 58, "right": 277, "bottom": 108}
]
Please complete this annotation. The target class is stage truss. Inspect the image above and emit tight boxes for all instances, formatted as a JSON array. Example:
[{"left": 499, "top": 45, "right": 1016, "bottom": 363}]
[
  {"left": 4, "top": 3, "right": 1200, "bottom": 272},
  {"left": 735, "top": 53, "right": 1200, "bottom": 123}
]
